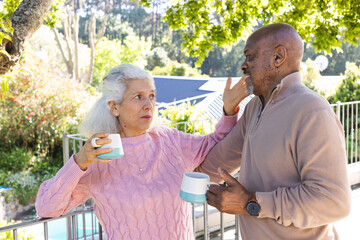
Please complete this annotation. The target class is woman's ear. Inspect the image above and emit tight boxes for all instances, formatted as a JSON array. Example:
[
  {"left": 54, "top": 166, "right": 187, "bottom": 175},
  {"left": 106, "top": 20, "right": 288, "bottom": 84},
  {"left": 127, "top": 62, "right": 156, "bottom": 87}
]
[
  {"left": 274, "top": 45, "right": 287, "bottom": 68},
  {"left": 108, "top": 100, "right": 120, "bottom": 117}
]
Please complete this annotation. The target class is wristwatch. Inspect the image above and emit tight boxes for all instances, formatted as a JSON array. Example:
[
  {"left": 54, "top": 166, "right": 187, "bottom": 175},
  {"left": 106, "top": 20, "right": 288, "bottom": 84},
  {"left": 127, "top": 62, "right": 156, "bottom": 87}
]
[{"left": 246, "top": 192, "right": 261, "bottom": 216}]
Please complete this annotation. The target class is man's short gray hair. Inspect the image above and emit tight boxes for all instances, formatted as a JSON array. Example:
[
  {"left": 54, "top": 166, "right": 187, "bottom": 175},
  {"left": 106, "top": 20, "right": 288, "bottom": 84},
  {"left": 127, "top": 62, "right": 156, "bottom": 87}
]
[{"left": 79, "top": 64, "right": 154, "bottom": 138}]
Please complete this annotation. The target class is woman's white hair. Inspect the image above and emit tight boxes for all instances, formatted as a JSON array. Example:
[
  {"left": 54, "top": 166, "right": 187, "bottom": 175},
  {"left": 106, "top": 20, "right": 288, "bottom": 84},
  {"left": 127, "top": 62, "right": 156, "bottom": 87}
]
[{"left": 79, "top": 64, "right": 154, "bottom": 138}]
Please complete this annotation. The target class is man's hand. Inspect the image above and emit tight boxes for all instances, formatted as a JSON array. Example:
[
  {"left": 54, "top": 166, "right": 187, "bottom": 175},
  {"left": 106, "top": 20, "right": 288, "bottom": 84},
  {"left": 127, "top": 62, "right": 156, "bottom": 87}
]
[
  {"left": 207, "top": 168, "right": 250, "bottom": 215},
  {"left": 223, "top": 75, "right": 249, "bottom": 116}
]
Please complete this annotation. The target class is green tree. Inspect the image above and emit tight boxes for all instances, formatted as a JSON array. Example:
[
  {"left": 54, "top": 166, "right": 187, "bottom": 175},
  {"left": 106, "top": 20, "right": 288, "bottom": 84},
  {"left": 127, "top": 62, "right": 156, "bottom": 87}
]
[
  {"left": 328, "top": 62, "right": 360, "bottom": 104},
  {"left": 151, "top": 60, "right": 207, "bottom": 77},
  {"left": 0, "top": 0, "right": 63, "bottom": 74},
  {"left": 93, "top": 25, "right": 151, "bottom": 85},
  {"left": 201, "top": 40, "right": 245, "bottom": 77},
  {"left": 303, "top": 41, "right": 360, "bottom": 76},
  {"left": 140, "top": 0, "right": 360, "bottom": 66}
]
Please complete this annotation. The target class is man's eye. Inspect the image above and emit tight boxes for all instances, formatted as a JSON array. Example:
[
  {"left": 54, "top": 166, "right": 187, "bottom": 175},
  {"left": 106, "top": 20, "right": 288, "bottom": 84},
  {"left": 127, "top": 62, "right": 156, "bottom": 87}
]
[
  {"left": 150, "top": 94, "right": 155, "bottom": 99},
  {"left": 134, "top": 95, "right": 140, "bottom": 99}
]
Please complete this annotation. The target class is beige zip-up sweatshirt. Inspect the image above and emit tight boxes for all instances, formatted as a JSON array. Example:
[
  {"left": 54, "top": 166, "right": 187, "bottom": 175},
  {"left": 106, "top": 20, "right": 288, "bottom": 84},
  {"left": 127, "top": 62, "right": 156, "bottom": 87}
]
[{"left": 197, "top": 72, "right": 351, "bottom": 240}]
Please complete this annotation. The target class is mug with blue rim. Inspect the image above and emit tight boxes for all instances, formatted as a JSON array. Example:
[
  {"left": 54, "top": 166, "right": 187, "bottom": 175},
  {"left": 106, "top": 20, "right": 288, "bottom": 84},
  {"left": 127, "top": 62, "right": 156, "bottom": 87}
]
[{"left": 179, "top": 172, "right": 219, "bottom": 203}]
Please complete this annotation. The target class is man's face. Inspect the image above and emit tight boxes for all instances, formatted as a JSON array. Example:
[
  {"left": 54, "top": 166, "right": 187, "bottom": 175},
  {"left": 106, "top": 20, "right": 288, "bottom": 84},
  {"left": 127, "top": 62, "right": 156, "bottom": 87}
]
[{"left": 241, "top": 38, "right": 273, "bottom": 96}]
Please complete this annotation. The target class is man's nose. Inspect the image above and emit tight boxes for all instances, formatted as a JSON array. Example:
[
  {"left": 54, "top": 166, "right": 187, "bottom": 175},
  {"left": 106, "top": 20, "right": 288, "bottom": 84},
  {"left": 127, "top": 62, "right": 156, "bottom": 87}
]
[{"left": 240, "top": 60, "right": 247, "bottom": 71}]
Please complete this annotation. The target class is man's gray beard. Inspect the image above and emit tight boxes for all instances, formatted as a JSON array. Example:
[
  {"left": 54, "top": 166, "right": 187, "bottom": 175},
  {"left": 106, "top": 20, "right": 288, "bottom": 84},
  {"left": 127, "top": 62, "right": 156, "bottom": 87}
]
[{"left": 246, "top": 82, "right": 254, "bottom": 95}]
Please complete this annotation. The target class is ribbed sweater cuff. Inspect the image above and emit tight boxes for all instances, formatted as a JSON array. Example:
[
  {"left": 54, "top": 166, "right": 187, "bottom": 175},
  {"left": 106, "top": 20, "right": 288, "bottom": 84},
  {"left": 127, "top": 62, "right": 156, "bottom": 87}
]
[
  {"left": 54, "top": 155, "right": 88, "bottom": 185},
  {"left": 221, "top": 111, "right": 238, "bottom": 126},
  {"left": 256, "top": 191, "right": 275, "bottom": 219}
]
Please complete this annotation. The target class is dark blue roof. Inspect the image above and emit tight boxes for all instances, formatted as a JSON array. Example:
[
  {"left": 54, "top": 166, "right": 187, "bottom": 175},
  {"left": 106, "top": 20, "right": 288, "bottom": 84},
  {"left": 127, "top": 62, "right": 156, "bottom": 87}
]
[{"left": 154, "top": 76, "right": 212, "bottom": 104}]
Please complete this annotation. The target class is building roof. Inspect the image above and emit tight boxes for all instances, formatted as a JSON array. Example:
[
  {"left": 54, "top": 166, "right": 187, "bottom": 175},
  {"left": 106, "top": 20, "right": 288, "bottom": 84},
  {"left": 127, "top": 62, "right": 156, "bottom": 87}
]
[
  {"left": 155, "top": 76, "right": 253, "bottom": 120},
  {"left": 154, "top": 76, "right": 212, "bottom": 104}
]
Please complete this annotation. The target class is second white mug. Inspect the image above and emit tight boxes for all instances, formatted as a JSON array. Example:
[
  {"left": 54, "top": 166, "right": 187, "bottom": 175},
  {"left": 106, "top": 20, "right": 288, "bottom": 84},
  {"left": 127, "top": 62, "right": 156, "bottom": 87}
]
[{"left": 179, "top": 172, "right": 219, "bottom": 203}]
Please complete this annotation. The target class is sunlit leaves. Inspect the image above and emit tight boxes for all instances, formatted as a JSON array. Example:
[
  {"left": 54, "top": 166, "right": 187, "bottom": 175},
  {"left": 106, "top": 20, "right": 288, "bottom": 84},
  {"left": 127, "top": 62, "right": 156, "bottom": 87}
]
[{"left": 141, "top": 0, "right": 360, "bottom": 65}]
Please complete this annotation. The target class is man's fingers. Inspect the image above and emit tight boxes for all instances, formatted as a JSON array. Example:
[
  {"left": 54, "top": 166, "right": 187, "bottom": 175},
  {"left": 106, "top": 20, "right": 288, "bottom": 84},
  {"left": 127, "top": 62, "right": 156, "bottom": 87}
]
[
  {"left": 225, "top": 77, "right": 232, "bottom": 91},
  {"left": 217, "top": 168, "right": 238, "bottom": 186},
  {"left": 208, "top": 184, "right": 225, "bottom": 194}
]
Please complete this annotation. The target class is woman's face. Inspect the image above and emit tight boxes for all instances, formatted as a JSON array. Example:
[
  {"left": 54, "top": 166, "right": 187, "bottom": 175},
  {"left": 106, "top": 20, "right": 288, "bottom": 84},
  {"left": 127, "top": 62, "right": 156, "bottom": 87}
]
[{"left": 116, "top": 78, "right": 156, "bottom": 137}]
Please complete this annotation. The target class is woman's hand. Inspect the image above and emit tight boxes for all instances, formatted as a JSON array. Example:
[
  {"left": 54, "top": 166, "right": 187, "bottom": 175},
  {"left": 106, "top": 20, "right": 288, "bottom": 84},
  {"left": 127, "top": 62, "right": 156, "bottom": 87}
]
[
  {"left": 74, "top": 132, "right": 113, "bottom": 171},
  {"left": 222, "top": 74, "right": 250, "bottom": 116}
]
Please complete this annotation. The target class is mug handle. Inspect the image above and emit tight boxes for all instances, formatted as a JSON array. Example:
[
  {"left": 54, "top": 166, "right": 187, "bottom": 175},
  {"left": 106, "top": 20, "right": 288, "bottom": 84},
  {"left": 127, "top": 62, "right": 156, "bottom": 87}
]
[{"left": 208, "top": 181, "right": 219, "bottom": 186}]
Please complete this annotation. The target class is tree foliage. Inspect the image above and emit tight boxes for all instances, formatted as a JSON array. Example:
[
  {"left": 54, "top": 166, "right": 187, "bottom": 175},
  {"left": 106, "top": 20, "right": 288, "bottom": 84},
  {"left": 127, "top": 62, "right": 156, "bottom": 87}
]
[
  {"left": 328, "top": 62, "right": 360, "bottom": 104},
  {"left": 93, "top": 24, "right": 151, "bottom": 85},
  {"left": 140, "top": 0, "right": 360, "bottom": 65}
]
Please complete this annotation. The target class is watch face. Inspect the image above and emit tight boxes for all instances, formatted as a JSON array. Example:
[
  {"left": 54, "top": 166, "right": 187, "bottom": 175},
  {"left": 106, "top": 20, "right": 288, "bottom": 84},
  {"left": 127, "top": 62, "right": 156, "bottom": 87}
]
[{"left": 246, "top": 201, "right": 261, "bottom": 216}]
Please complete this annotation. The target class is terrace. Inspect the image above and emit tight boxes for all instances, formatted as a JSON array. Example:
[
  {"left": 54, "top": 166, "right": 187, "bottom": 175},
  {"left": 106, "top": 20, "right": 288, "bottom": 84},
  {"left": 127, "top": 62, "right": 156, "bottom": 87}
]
[{"left": 1, "top": 99, "right": 360, "bottom": 240}]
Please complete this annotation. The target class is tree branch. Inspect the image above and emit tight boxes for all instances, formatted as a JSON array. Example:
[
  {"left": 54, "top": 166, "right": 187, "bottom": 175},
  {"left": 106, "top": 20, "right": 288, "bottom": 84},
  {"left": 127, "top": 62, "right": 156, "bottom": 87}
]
[{"left": 0, "top": 0, "right": 54, "bottom": 75}]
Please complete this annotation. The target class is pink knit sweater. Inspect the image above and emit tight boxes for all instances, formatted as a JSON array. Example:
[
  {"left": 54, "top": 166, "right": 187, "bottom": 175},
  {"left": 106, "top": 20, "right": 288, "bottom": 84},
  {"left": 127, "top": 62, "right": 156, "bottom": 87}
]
[{"left": 35, "top": 114, "right": 237, "bottom": 240}]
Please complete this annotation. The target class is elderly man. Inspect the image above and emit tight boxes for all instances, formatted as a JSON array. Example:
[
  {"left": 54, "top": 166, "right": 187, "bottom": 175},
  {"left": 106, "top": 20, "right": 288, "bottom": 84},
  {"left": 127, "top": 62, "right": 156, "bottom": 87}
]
[{"left": 197, "top": 23, "right": 351, "bottom": 239}]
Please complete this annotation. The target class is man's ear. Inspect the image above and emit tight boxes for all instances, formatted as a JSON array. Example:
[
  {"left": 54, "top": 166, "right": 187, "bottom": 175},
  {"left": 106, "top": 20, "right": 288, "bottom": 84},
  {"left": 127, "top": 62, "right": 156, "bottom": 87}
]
[
  {"left": 274, "top": 45, "right": 287, "bottom": 68},
  {"left": 108, "top": 100, "right": 120, "bottom": 116}
]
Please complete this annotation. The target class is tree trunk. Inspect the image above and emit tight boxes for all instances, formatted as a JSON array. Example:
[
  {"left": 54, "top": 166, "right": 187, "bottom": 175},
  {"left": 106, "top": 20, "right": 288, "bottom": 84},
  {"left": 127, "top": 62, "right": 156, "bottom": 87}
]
[
  {"left": 0, "top": 0, "right": 54, "bottom": 75},
  {"left": 73, "top": 9, "right": 80, "bottom": 83},
  {"left": 84, "top": 4, "right": 109, "bottom": 84},
  {"left": 51, "top": 28, "right": 73, "bottom": 76},
  {"left": 85, "top": 12, "right": 96, "bottom": 85},
  {"left": 63, "top": 6, "right": 75, "bottom": 79}
]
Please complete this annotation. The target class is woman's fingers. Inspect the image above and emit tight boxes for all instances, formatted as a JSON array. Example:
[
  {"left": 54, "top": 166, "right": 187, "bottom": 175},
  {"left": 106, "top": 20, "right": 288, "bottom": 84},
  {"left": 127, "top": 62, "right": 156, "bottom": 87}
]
[
  {"left": 92, "top": 132, "right": 110, "bottom": 138},
  {"left": 92, "top": 138, "right": 111, "bottom": 147},
  {"left": 94, "top": 147, "right": 113, "bottom": 155},
  {"left": 85, "top": 133, "right": 111, "bottom": 149}
]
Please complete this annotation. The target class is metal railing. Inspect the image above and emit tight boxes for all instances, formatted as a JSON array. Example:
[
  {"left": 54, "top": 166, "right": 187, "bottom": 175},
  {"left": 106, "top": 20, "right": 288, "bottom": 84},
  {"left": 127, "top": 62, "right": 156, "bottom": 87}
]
[
  {"left": 0, "top": 208, "right": 104, "bottom": 240},
  {"left": 331, "top": 101, "right": 360, "bottom": 165},
  {"left": 1, "top": 100, "right": 360, "bottom": 240}
]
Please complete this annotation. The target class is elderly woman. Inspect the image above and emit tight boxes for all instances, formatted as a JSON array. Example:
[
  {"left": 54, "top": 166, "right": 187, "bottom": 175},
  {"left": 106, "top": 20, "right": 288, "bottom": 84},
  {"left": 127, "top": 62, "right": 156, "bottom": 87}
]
[{"left": 35, "top": 64, "right": 249, "bottom": 239}]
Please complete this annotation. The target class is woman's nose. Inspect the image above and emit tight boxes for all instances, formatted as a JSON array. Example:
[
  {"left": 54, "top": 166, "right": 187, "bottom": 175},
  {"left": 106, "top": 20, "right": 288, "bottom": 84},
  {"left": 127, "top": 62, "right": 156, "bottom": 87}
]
[{"left": 143, "top": 98, "right": 154, "bottom": 109}]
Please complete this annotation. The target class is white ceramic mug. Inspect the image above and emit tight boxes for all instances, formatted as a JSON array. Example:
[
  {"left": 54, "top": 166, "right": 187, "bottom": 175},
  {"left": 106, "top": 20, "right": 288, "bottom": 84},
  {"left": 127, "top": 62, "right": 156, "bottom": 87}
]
[
  {"left": 179, "top": 172, "right": 219, "bottom": 203},
  {"left": 92, "top": 134, "right": 124, "bottom": 159}
]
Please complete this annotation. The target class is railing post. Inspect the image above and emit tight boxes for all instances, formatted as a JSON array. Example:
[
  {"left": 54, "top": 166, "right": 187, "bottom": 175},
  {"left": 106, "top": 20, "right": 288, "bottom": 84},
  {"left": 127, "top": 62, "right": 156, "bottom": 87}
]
[
  {"left": 235, "top": 215, "right": 240, "bottom": 240},
  {"left": 192, "top": 203, "right": 196, "bottom": 239},
  {"left": 72, "top": 215, "right": 77, "bottom": 240},
  {"left": 67, "top": 216, "right": 72, "bottom": 240},
  {"left": 13, "top": 229, "right": 17, "bottom": 240},
  {"left": 63, "top": 132, "right": 69, "bottom": 165},
  {"left": 44, "top": 222, "right": 49, "bottom": 240},
  {"left": 336, "top": 101, "right": 341, "bottom": 120},
  {"left": 203, "top": 203, "right": 209, "bottom": 240},
  {"left": 99, "top": 223, "right": 103, "bottom": 240},
  {"left": 220, "top": 212, "right": 224, "bottom": 240}
]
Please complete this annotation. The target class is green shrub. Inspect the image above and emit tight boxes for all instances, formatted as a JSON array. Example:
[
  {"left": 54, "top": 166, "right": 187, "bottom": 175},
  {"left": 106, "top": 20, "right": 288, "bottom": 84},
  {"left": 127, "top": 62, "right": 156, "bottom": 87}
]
[
  {"left": 300, "top": 59, "right": 326, "bottom": 97},
  {"left": 327, "top": 62, "right": 360, "bottom": 163},
  {"left": 0, "top": 169, "right": 8, "bottom": 186},
  {"left": 0, "top": 147, "right": 35, "bottom": 173},
  {"left": 0, "top": 56, "right": 94, "bottom": 166},
  {"left": 327, "top": 62, "right": 360, "bottom": 104},
  {"left": 158, "top": 100, "right": 212, "bottom": 135},
  {"left": 31, "top": 159, "right": 59, "bottom": 184},
  {"left": 5, "top": 172, "right": 39, "bottom": 205}
]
